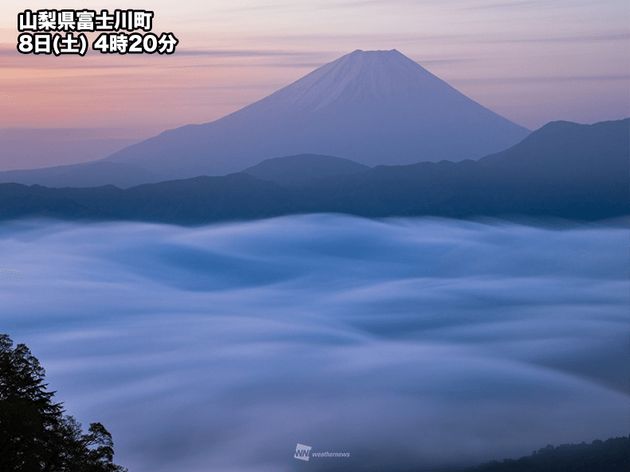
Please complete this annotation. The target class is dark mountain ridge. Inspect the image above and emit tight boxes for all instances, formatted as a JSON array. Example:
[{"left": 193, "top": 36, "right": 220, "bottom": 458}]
[
  {"left": 243, "top": 154, "right": 369, "bottom": 186},
  {"left": 0, "top": 118, "right": 627, "bottom": 223}
]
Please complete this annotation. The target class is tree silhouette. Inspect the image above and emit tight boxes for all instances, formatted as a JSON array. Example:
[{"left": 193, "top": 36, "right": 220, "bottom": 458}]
[
  {"left": 468, "top": 436, "right": 630, "bottom": 472},
  {"left": 0, "top": 334, "right": 126, "bottom": 472}
]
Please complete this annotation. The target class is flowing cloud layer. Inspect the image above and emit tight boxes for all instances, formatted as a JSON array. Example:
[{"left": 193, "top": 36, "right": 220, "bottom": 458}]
[{"left": 0, "top": 215, "right": 628, "bottom": 471}]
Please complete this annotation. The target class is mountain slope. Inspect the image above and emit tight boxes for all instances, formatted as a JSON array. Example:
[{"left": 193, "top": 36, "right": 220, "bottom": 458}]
[
  {"left": 1, "top": 118, "right": 625, "bottom": 223},
  {"left": 105, "top": 49, "right": 528, "bottom": 175},
  {"left": 0, "top": 49, "right": 528, "bottom": 187}
]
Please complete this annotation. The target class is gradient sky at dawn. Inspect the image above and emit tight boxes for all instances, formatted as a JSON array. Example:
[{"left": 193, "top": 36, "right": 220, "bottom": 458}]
[{"left": 1, "top": 0, "right": 629, "bottom": 137}]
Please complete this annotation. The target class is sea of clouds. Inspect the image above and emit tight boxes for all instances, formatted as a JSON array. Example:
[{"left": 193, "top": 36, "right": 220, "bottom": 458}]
[{"left": 0, "top": 215, "right": 628, "bottom": 471}]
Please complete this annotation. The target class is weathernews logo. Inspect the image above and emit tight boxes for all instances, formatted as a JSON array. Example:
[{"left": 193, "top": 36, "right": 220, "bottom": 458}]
[
  {"left": 294, "top": 443, "right": 351, "bottom": 462},
  {"left": 294, "top": 443, "right": 312, "bottom": 461}
]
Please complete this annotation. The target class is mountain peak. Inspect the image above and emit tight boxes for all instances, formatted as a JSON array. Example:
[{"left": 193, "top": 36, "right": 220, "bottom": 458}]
[
  {"left": 98, "top": 48, "right": 529, "bottom": 176},
  {"left": 335, "top": 48, "right": 424, "bottom": 73},
  {"left": 348, "top": 48, "right": 402, "bottom": 56},
  {"left": 2, "top": 49, "right": 530, "bottom": 186}
]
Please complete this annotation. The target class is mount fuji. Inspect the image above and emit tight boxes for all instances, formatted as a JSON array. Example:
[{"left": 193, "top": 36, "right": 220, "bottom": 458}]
[{"left": 0, "top": 49, "right": 529, "bottom": 187}]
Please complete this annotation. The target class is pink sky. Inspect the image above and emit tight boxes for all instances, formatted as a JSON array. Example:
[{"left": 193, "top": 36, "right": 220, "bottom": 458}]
[{"left": 1, "top": 0, "right": 629, "bottom": 138}]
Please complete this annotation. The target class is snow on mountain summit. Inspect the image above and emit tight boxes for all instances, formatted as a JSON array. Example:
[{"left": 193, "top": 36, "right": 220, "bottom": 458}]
[
  {"left": 251, "top": 49, "right": 460, "bottom": 112},
  {"left": 267, "top": 49, "right": 436, "bottom": 109}
]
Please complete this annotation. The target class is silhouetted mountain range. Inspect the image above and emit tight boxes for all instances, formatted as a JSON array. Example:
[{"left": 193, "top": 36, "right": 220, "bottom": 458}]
[
  {"left": 0, "top": 119, "right": 627, "bottom": 223},
  {"left": 0, "top": 50, "right": 528, "bottom": 187},
  {"left": 243, "top": 154, "right": 369, "bottom": 186}
]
